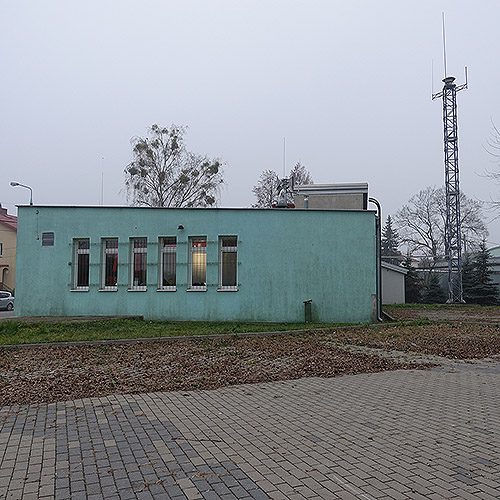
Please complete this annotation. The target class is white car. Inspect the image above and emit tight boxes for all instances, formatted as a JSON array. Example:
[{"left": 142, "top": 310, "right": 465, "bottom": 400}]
[{"left": 0, "top": 291, "right": 14, "bottom": 311}]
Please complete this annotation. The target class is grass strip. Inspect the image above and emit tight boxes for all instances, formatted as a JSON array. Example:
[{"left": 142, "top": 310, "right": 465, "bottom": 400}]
[{"left": 0, "top": 317, "right": 345, "bottom": 346}]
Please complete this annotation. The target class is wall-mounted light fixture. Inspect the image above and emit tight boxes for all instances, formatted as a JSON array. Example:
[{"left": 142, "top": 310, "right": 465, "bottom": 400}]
[{"left": 177, "top": 225, "right": 184, "bottom": 230}]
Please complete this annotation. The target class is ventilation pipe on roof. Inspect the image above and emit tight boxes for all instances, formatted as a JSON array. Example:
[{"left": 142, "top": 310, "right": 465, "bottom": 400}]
[{"left": 369, "top": 197, "right": 383, "bottom": 322}]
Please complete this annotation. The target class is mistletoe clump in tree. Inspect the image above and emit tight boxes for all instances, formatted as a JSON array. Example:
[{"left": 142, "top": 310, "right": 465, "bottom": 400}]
[{"left": 124, "top": 124, "right": 224, "bottom": 208}]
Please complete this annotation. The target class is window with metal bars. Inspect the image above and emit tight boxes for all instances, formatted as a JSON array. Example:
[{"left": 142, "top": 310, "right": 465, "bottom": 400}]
[
  {"left": 72, "top": 239, "right": 90, "bottom": 290},
  {"left": 101, "top": 238, "right": 118, "bottom": 290},
  {"left": 130, "top": 238, "right": 147, "bottom": 289},
  {"left": 189, "top": 237, "right": 206, "bottom": 290},
  {"left": 159, "top": 237, "right": 176, "bottom": 290},
  {"left": 219, "top": 236, "right": 238, "bottom": 290}
]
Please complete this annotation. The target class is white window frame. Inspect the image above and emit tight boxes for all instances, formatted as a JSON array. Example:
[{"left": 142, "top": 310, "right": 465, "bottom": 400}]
[
  {"left": 188, "top": 237, "right": 207, "bottom": 291},
  {"left": 129, "top": 238, "right": 148, "bottom": 291},
  {"left": 218, "top": 236, "right": 238, "bottom": 291},
  {"left": 100, "top": 238, "right": 118, "bottom": 291},
  {"left": 158, "top": 237, "right": 176, "bottom": 291},
  {"left": 72, "top": 238, "right": 90, "bottom": 291}
]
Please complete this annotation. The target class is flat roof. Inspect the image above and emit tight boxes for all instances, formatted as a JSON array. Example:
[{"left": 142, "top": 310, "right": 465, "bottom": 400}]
[
  {"left": 295, "top": 183, "right": 369, "bottom": 195},
  {"left": 17, "top": 205, "right": 376, "bottom": 213}
]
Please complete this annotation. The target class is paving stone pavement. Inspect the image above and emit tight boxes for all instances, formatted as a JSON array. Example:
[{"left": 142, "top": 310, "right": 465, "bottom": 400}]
[{"left": 1, "top": 361, "right": 500, "bottom": 500}]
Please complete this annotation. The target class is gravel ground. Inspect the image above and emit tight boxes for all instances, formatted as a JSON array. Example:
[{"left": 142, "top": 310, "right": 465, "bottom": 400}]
[
  {"left": 0, "top": 333, "right": 428, "bottom": 407},
  {"left": 387, "top": 305, "right": 500, "bottom": 324},
  {"left": 330, "top": 322, "right": 500, "bottom": 359}
]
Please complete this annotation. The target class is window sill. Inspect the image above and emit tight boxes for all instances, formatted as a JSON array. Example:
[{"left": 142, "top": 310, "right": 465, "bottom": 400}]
[
  {"left": 217, "top": 288, "right": 238, "bottom": 292},
  {"left": 99, "top": 288, "right": 118, "bottom": 292},
  {"left": 157, "top": 287, "right": 176, "bottom": 292},
  {"left": 187, "top": 288, "right": 207, "bottom": 292},
  {"left": 128, "top": 287, "right": 147, "bottom": 292},
  {"left": 71, "top": 288, "right": 89, "bottom": 292}
]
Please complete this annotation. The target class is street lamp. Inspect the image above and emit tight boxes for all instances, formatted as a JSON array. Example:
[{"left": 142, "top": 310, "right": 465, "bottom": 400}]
[{"left": 10, "top": 181, "right": 33, "bottom": 205}]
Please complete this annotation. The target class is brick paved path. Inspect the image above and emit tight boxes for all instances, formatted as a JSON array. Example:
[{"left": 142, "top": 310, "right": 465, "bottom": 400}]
[{"left": 1, "top": 361, "right": 499, "bottom": 499}]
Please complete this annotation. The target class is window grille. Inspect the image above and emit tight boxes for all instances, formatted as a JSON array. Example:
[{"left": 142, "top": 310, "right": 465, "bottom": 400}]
[
  {"left": 101, "top": 238, "right": 118, "bottom": 289},
  {"left": 219, "top": 237, "right": 238, "bottom": 290},
  {"left": 159, "top": 237, "right": 176, "bottom": 290},
  {"left": 130, "top": 238, "right": 147, "bottom": 289},
  {"left": 189, "top": 237, "right": 207, "bottom": 290},
  {"left": 72, "top": 239, "right": 90, "bottom": 290}
]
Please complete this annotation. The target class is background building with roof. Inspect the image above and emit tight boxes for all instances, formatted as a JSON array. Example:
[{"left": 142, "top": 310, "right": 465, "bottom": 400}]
[
  {"left": 381, "top": 262, "right": 407, "bottom": 304},
  {"left": 0, "top": 204, "right": 17, "bottom": 293},
  {"left": 484, "top": 245, "right": 500, "bottom": 295}
]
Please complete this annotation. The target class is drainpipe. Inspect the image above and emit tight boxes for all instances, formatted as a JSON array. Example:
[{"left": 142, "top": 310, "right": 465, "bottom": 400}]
[{"left": 369, "top": 197, "right": 383, "bottom": 322}]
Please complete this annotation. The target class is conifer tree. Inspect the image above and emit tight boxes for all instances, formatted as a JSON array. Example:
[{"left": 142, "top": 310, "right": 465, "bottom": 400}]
[
  {"left": 421, "top": 273, "right": 446, "bottom": 304},
  {"left": 401, "top": 255, "right": 422, "bottom": 303},
  {"left": 461, "top": 252, "right": 477, "bottom": 303},
  {"left": 465, "top": 242, "right": 499, "bottom": 305},
  {"left": 381, "top": 215, "right": 400, "bottom": 265}
]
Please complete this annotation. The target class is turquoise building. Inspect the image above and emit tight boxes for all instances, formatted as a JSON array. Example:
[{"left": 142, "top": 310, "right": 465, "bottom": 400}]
[{"left": 15, "top": 206, "right": 377, "bottom": 323}]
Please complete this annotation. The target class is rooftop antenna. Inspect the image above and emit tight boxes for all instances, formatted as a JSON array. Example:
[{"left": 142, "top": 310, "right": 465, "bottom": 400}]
[
  {"left": 442, "top": 11, "right": 447, "bottom": 78},
  {"left": 283, "top": 137, "right": 286, "bottom": 177},
  {"left": 100, "top": 157, "right": 104, "bottom": 205},
  {"left": 432, "top": 12, "right": 468, "bottom": 303}
]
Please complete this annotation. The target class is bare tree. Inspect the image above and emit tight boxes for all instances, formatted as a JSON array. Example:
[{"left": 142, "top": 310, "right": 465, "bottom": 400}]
[
  {"left": 290, "top": 161, "right": 313, "bottom": 187},
  {"left": 435, "top": 189, "right": 489, "bottom": 253},
  {"left": 394, "top": 186, "right": 488, "bottom": 265},
  {"left": 124, "top": 124, "right": 224, "bottom": 208},
  {"left": 251, "top": 162, "right": 314, "bottom": 208},
  {"left": 483, "top": 120, "right": 500, "bottom": 210},
  {"left": 251, "top": 170, "right": 280, "bottom": 208}
]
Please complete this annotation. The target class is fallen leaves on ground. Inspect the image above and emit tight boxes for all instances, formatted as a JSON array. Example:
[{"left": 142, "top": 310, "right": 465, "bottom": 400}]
[
  {"left": 387, "top": 306, "right": 500, "bottom": 324},
  {"left": 327, "top": 322, "right": 500, "bottom": 359},
  {"left": 0, "top": 334, "right": 425, "bottom": 406},
  {"left": 3, "top": 319, "right": 500, "bottom": 407}
]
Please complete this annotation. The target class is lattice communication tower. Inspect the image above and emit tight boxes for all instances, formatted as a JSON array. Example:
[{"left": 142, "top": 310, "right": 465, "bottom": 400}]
[{"left": 432, "top": 71, "right": 468, "bottom": 303}]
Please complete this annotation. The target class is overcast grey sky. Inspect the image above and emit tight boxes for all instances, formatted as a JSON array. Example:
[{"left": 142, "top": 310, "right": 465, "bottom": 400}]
[{"left": 2, "top": 0, "right": 500, "bottom": 245}]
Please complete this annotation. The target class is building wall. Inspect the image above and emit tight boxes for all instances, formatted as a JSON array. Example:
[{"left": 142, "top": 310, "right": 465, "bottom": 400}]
[
  {"left": 15, "top": 206, "right": 377, "bottom": 323},
  {"left": 294, "top": 194, "right": 366, "bottom": 210},
  {"left": 381, "top": 267, "right": 406, "bottom": 304},
  {"left": 0, "top": 226, "right": 16, "bottom": 292}
]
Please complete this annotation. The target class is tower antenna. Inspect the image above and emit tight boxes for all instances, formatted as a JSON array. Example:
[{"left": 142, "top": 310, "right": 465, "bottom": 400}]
[
  {"left": 442, "top": 12, "right": 447, "bottom": 78},
  {"left": 432, "top": 14, "right": 468, "bottom": 303}
]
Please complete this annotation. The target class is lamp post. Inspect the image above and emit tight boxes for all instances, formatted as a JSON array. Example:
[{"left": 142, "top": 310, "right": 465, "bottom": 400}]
[{"left": 10, "top": 182, "right": 33, "bottom": 205}]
